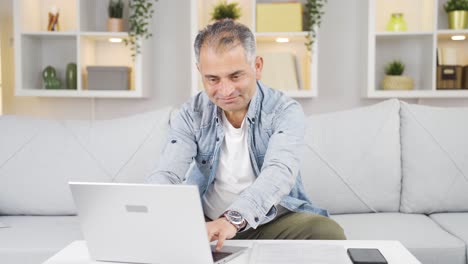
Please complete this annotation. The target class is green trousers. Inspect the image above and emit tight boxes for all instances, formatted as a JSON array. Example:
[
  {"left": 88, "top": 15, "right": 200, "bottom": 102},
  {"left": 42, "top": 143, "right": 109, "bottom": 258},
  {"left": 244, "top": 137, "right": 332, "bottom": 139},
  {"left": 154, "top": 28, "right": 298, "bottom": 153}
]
[{"left": 233, "top": 212, "right": 346, "bottom": 240}]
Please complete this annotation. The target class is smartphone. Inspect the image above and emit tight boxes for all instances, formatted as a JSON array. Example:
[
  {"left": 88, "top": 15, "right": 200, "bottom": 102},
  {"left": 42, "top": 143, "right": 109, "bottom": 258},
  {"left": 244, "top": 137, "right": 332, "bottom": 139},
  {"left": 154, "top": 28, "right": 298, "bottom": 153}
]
[{"left": 347, "top": 248, "right": 388, "bottom": 264}]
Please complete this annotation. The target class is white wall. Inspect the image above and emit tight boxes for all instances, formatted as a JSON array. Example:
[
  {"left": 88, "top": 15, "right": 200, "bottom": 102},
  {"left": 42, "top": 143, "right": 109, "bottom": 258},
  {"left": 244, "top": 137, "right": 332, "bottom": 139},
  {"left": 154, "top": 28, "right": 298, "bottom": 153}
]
[
  {"left": 0, "top": 34, "right": 2, "bottom": 115},
  {"left": 1, "top": 0, "right": 468, "bottom": 120}
]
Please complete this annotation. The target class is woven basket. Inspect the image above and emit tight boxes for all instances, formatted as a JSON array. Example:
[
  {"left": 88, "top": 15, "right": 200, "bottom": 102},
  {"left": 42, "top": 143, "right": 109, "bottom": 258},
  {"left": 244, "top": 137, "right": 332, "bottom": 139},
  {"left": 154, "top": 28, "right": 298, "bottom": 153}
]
[{"left": 381, "top": 75, "right": 414, "bottom": 90}]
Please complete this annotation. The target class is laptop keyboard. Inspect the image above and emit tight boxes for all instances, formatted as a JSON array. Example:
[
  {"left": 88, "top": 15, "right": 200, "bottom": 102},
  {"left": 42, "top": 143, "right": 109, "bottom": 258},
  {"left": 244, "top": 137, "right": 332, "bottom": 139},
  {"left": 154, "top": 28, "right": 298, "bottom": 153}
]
[{"left": 211, "top": 251, "right": 233, "bottom": 262}]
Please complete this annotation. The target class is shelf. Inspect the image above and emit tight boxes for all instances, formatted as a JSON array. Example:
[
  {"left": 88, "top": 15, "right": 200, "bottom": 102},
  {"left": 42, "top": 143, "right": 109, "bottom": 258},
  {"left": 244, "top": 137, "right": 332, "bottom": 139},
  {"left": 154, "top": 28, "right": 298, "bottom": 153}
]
[
  {"left": 437, "top": 29, "right": 468, "bottom": 35},
  {"left": 80, "top": 35, "right": 135, "bottom": 91},
  {"left": 368, "top": 90, "right": 468, "bottom": 98},
  {"left": 374, "top": 0, "right": 434, "bottom": 33},
  {"left": 15, "top": 0, "right": 148, "bottom": 98},
  {"left": 437, "top": 30, "right": 468, "bottom": 42},
  {"left": 18, "top": 0, "right": 78, "bottom": 32},
  {"left": 283, "top": 90, "right": 317, "bottom": 98},
  {"left": 20, "top": 34, "right": 77, "bottom": 90},
  {"left": 192, "top": 0, "right": 317, "bottom": 99},
  {"left": 256, "top": 32, "right": 309, "bottom": 43},
  {"left": 196, "top": 0, "right": 254, "bottom": 30},
  {"left": 365, "top": 0, "right": 468, "bottom": 98},
  {"left": 80, "top": 32, "right": 129, "bottom": 37},
  {"left": 80, "top": 0, "right": 130, "bottom": 32},
  {"left": 374, "top": 35, "right": 434, "bottom": 92},
  {"left": 374, "top": 32, "right": 434, "bottom": 37},
  {"left": 21, "top": 32, "right": 78, "bottom": 36},
  {"left": 16, "top": 89, "right": 144, "bottom": 98},
  {"left": 437, "top": 34, "right": 468, "bottom": 66}
]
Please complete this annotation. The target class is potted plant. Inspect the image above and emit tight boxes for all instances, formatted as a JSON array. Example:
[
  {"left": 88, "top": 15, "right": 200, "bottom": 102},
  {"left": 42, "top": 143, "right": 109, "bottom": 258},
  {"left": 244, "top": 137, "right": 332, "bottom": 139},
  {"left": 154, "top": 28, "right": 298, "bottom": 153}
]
[
  {"left": 444, "top": 0, "right": 468, "bottom": 29},
  {"left": 124, "top": 0, "right": 158, "bottom": 59},
  {"left": 381, "top": 60, "right": 414, "bottom": 90},
  {"left": 108, "top": 0, "right": 124, "bottom": 32},
  {"left": 305, "top": 0, "right": 327, "bottom": 52},
  {"left": 211, "top": 1, "right": 241, "bottom": 21}
]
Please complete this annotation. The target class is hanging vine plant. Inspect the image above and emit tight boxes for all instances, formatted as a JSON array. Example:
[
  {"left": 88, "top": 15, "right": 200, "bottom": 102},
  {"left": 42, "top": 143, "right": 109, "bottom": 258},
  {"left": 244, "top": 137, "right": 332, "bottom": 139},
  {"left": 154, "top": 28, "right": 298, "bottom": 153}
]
[
  {"left": 124, "top": 0, "right": 158, "bottom": 59},
  {"left": 305, "top": 0, "right": 327, "bottom": 52}
]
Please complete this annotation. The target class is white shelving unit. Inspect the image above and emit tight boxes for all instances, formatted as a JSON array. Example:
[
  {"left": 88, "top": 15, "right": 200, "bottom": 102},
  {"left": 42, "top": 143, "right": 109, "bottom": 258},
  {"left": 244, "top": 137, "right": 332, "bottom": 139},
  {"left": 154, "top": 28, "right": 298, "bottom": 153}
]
[
  {"left": 14, "top": 0, "right": 150, "bottom": 98},
  {"left": 191, "top": 0, "right": 318, "bottom": 99},
  {"left": 367, "top": 0, "right": 468, "bottom": 98}
]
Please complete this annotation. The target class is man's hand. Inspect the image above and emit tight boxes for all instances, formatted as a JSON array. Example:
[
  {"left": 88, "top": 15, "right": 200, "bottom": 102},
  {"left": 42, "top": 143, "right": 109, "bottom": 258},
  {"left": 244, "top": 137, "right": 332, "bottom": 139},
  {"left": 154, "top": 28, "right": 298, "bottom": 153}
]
[{"left": 206, "top": 217, "right": 237, "bottom": 251}]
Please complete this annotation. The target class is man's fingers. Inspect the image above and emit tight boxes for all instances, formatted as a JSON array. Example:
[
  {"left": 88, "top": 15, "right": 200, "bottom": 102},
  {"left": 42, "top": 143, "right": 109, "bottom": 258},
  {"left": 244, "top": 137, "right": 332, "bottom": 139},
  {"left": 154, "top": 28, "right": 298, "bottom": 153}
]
[
  {"left": 215, "top": 234, "right": 227, "bottom": 251},
  {"left": 207, "top": 230, "right": 219, "bottom": 242},
  {"left": 210, "top": 234, "right": 219, "bottom": 242}
]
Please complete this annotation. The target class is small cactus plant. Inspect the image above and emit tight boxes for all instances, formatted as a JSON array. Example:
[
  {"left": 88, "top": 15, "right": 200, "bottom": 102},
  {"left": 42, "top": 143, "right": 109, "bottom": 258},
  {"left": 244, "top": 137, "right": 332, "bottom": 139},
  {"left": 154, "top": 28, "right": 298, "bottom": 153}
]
[
  {"left": 385, "top": 60, "right": 405, "bottom": 76},
  {"left": 109, "top": 0, "right": 124, "bottom": 19},
  {"left": 444, "top": 0, "right": 468, "bottom": 13}
]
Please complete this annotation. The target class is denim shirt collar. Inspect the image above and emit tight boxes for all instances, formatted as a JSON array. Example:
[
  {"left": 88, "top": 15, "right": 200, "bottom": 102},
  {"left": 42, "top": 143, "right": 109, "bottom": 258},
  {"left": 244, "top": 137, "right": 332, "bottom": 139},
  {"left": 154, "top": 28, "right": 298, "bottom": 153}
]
[{"left": 213, "top": 81, "right": 264, "bottom": 125}]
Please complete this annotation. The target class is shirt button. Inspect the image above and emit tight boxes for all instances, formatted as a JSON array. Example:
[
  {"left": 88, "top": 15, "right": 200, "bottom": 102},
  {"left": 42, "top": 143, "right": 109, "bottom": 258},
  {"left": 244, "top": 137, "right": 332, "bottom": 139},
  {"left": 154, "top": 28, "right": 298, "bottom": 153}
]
[
  {"left": 171, "top": 140, "right": 177, "bottom": 144},
  {"left": 216, "top": 137, "right": 219, "bottom": 141},
  {"left": 278, "top": 131, "right": 283, "bottom": 134},
  {"left": 254, "top": 217, "right": 259, "bottom": 222},
  {"left": 202, "top": 160, "right": 207, "bottom": 164}
]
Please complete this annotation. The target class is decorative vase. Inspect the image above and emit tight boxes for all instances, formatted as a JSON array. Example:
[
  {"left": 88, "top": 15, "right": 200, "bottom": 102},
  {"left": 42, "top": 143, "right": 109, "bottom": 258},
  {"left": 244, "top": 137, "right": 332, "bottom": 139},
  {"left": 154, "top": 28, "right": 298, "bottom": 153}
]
[
  {"left": 386, "top": 13, "right": 407, "bottom": 32},
  {"left": 42, "top": 65, "right": 61, "bottom": 89},
  {"left": 66, "top": 63, "right": 77, "bottom": 89},
  {"left": 44, "top": 78, "right": 61, "bottom": 89},
  {"left": 448, "top": 11, "right": 468, "bottom": 30},
  {"left": 107, "top": 18, "right": 124, "bottom": 32},
  {"left": 42, "top": 65, "right": 56, "bottom": 80},
  {"left": 47, "top": 6, "right": 60, "bottom": 31},
  {"left": 381, "top": 75, "right": 414, "bottom": 90}
]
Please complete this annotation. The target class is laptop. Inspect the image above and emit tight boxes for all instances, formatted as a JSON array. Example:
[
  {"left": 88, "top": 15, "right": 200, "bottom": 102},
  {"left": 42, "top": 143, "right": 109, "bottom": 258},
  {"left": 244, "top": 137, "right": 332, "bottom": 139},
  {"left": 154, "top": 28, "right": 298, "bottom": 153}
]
[{"left": 69, "top": 182, "right": 248, "bottom": 264}]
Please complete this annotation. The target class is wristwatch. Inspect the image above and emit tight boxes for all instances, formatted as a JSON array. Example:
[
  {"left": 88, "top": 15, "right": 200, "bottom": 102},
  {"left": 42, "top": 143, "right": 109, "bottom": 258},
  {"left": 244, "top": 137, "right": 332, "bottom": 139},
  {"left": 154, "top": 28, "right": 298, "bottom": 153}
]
[{"left": 223, "top": 210, "right": 246, "bottom": 231}]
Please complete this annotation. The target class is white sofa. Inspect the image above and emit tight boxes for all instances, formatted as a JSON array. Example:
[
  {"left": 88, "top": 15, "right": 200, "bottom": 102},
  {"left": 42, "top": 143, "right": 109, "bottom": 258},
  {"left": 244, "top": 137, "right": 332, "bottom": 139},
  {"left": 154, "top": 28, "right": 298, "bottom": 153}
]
[{"left": 0, "top": 99, "right": 467, "bottom": 264}]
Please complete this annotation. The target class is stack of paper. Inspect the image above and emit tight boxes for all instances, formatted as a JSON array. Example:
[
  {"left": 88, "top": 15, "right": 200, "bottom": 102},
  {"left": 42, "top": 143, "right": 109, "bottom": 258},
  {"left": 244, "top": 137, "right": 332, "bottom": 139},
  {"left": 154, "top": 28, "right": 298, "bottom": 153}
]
[{"left": 248, "top": 242, "right": 349, "bottom": 264}]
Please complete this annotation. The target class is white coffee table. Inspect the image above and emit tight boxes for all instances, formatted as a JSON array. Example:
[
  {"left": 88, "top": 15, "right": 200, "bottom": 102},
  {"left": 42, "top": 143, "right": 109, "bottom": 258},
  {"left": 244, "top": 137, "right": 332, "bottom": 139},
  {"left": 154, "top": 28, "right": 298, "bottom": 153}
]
[{"left": 43, "top": 240, "right": 421, "bottom": 264}]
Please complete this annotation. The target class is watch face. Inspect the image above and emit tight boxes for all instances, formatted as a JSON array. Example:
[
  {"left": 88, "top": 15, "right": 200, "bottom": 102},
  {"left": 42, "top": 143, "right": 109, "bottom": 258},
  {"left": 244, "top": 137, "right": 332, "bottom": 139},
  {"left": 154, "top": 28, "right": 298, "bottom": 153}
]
[{"left": 227, "top": 211, "right": 243, "bottom": 224}]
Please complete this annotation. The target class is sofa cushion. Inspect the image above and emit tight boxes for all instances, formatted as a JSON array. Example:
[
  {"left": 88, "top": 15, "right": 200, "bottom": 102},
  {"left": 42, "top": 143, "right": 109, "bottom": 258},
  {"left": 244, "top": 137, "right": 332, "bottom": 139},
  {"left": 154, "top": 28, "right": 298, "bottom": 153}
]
[
  {"left": 430, "top": 213, "right": 468, "bottom": 261},
  {"left": 400, "top": 102, "right": 468, "bottom": 214},
  {"left": 0, "top": 216, "right": 81, "bottom": 264},
  {"left": 331, "top": 213, "right": 466, "bottom": 264},
  {"left": 301, "top": 99, "right": 401, "bottom": 214},
  {"left": 0, "top": 108, "right": 171, "bottom": 215}
]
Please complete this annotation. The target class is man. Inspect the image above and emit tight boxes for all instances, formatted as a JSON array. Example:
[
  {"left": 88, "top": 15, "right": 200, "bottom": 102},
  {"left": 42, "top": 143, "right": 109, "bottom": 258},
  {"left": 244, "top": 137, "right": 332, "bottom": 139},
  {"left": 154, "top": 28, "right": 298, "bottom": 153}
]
[{"left": 147, "top": 20, "right": 345, "bottom": 251}]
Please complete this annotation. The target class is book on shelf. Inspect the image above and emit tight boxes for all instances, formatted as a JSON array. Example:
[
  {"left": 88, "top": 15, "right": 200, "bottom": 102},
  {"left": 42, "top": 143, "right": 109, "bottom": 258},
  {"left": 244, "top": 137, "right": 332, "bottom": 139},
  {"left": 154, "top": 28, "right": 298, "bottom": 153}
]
[
  {"left": 258, "top": 51, "right": 302, "bottom": 91},
  {"left": 438, "top": 47, "right": 458, "bottom": 65}
]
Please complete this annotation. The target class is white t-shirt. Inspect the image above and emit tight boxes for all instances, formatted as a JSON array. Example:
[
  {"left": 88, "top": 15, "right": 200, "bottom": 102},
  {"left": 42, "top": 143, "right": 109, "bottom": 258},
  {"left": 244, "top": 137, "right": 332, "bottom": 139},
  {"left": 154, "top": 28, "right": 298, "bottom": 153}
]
[{"left": 202, "top": 111, "right": 256, "bottom": 220}]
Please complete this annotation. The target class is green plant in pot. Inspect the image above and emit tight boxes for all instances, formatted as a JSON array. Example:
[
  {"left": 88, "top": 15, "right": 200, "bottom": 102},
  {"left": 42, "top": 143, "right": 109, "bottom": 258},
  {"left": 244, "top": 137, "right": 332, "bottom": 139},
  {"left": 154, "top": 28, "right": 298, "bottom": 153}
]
[
  {"left": 444, "top": 0, "right": 468, "bottom": 29},
  {"left": 381, "top": 60, "right": 414, "bottom": 90},
  {"left": 211, "top": 1, "right": 241, "bottom": 21},
  {"left": 108, "top": 0, "right": 124, "bottom": 32},
  {"left": 124, "top": 0, "right": 158, "bottom": 59},
  {"left": 305, "top": 0, "right": 327, "bottom": 52}
]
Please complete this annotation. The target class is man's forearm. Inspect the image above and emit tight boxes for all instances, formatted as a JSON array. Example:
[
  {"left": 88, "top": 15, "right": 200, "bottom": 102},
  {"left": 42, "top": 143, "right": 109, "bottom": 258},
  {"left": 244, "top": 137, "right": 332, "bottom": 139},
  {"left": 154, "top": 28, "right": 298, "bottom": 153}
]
[{"left": 145, "top": 170, "right": 183, "bottom": 184}]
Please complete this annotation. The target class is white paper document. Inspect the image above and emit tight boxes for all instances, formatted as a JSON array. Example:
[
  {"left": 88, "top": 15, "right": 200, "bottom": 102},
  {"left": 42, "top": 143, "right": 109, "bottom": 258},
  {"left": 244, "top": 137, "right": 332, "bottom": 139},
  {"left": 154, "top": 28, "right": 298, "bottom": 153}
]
[
  {"left": 248, "top": 242, "right": 350, "bottom": 264},
  {"left": 0, "top": 222, "right": 9, "bottom": 228}
]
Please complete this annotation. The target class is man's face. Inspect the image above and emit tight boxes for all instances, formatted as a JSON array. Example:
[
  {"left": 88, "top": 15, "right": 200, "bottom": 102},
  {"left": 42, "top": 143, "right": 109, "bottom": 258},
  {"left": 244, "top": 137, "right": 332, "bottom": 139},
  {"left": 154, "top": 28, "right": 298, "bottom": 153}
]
[{"left": 197, "top": 44, "right": 263, "bottom": 114}]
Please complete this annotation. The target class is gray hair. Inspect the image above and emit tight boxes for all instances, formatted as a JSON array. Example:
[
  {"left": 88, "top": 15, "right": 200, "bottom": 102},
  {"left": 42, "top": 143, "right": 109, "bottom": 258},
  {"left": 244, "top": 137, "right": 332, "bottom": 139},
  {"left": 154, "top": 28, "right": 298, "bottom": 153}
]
[{"left": 194, "top": 19, "right": 256, "bottom": 65}]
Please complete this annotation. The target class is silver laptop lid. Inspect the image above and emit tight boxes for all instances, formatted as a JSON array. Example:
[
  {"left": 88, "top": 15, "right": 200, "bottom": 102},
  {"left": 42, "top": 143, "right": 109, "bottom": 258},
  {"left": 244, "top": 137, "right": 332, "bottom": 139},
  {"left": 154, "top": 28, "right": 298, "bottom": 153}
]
[{"left": 69, "top": 182, "right": 215, "bottom": 264}]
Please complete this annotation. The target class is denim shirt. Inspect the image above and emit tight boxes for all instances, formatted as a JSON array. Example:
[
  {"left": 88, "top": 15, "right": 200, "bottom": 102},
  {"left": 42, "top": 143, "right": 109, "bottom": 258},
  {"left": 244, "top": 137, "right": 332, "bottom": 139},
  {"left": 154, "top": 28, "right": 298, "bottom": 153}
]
[{"left": 146, "top": 81, "right": 328, "bottom": 229}]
